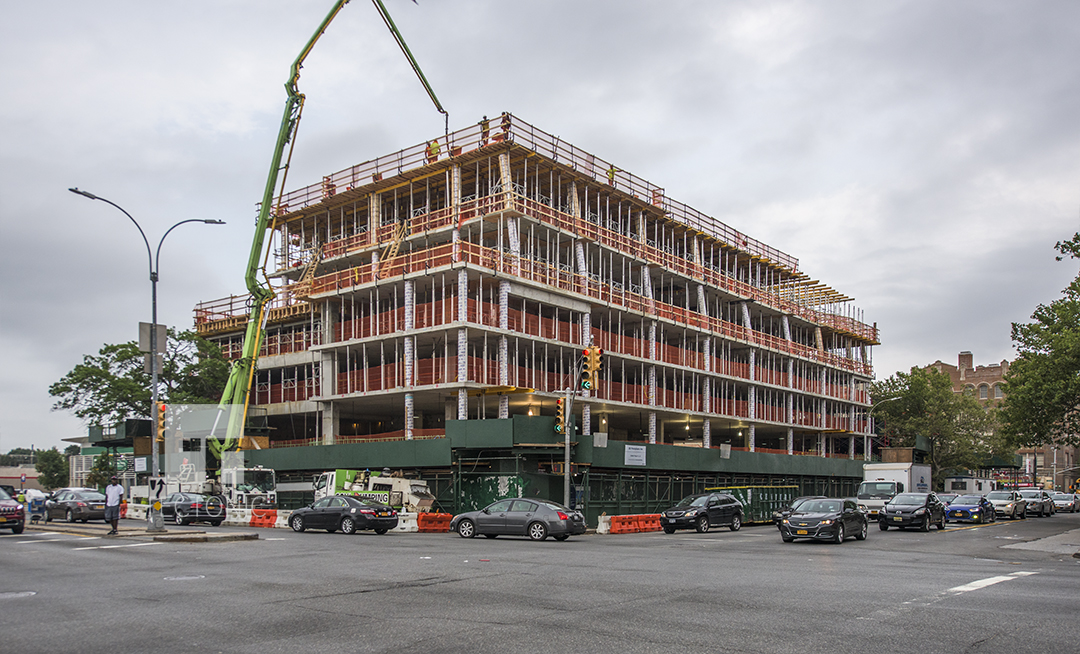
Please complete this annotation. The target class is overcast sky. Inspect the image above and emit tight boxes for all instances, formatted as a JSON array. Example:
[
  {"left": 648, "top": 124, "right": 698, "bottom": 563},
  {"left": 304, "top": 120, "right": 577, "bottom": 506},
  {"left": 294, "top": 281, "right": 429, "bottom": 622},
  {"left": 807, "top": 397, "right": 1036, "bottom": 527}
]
[{"left": 2, "top": 1, "right": 1078, "bottom": 454}]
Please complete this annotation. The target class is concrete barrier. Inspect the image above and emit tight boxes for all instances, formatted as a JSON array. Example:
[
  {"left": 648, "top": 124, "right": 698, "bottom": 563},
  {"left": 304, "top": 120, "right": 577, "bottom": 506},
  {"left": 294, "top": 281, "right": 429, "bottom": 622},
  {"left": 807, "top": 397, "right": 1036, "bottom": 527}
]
[
  {"left": 393, "top": 512, "right": 419, "bottom": 533},
  {"left": 596, "top": 515, "right": 611, "bottom": 534}
]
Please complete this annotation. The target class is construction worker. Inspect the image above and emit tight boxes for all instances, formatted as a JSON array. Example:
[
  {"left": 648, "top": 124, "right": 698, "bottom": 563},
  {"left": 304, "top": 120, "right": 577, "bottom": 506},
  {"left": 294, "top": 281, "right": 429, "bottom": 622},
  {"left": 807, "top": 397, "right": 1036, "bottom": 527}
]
[
  {"left": 500, "top": 112, "right": 511, "bottom": 139},
  {"left": 480, "top": 115, "right": 490, "bottom": 146},
  {"left": 607, "top": 165, "right": 618, "bottom": 186},
  {"left": 426, "top": 139, "right": 440, "bottom": 164}
]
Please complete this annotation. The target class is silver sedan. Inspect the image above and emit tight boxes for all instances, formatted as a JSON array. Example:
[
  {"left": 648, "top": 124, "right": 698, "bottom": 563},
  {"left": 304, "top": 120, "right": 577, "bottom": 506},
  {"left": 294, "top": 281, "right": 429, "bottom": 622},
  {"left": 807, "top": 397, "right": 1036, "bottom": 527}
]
[{"left": 450, "top": 497, "right": 586, "bottom": 541}]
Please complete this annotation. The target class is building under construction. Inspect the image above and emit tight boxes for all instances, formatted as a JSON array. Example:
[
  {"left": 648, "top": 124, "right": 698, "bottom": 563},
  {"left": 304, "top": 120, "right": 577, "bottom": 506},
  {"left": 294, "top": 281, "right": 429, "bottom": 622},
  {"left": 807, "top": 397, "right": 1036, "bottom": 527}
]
[{"left": 194, "top": 114, "right": 879, "bottom": 517}]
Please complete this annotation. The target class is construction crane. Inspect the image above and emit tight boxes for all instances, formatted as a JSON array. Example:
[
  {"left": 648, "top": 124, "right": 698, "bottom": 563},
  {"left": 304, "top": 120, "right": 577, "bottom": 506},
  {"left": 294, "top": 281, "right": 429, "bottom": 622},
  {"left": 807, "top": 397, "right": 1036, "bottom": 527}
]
[{"left": 208, "top": 0, "right": 447, "bottom": 460}]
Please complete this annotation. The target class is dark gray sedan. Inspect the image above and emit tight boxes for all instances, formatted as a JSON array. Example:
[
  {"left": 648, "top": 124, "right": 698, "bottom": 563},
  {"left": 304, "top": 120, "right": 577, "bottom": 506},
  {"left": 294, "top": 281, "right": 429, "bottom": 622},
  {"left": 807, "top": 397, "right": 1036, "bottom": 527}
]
[
  {"left": 451, "top": 498, "right": 586, "bottom": 541},
  {"left": 46, "top": 490, "right": 107, "bottom": 523}
]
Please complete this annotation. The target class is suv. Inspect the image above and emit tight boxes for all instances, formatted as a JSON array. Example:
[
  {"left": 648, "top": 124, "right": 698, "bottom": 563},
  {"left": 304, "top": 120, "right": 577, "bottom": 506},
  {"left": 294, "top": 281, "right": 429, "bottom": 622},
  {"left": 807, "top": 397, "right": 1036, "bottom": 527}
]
[
  {"left": 661, "top": 492, "right": 743, "bottom": 533},
  {"left": 1018, "top": 489, "right": 1054, "bottom": 517},
  {"left": 0, "top": 487, "right": 25, "bottom": 534},
  {"left": 986, "top": 490, "right": 1028, "bottom": 519},
  {"left": 879, "top": 492, "right": 947, "bottom": 531}
]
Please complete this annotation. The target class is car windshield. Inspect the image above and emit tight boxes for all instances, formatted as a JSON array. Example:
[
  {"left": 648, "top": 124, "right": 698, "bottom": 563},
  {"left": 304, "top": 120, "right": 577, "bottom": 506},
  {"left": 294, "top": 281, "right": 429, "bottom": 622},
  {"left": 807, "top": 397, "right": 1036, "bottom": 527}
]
[
  {"left": 986, "top": 492, "right": 1012, "bottom": 500},
  {"left": 857, "top": 482, "right": 896, "bottom": 499},
  {"left": 538, "top": 500, "right": 571, "bottom": 512},
  {"left": 1053, "top": 493, "right": 1070, "bottom": 499},
  {"left": 0, "top": 488, "right": 10, "bottom": 501},
  {"left": 955, "top": 495, "right": 983, "bottom": 504},
  {"left": 798, "top": 500, "right": 841, "bottom": 513},
  {"left": 891, "top": 494, "right": 927, "bottom": 505},
  {"left": 674, "top": 495, "right": 709, "bottom": 508}
]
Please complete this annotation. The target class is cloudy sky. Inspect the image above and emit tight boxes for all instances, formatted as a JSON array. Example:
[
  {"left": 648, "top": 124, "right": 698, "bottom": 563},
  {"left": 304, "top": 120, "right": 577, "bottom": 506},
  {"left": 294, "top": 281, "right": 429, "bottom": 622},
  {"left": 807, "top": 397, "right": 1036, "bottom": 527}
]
[{"left": 2, "top": 1, "right": 1078, "bottom": 454}]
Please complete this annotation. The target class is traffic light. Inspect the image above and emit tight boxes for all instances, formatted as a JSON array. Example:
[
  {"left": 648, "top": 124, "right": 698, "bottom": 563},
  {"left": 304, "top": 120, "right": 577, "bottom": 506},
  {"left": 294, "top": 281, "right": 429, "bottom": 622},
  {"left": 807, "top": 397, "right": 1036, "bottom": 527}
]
[
  {"left": 156, "top": 404, "right": 167, "bottom": 442},
  {"left": 581, "top": 345, "right": 603, "bottom": 390},
  {"left": 555, "top": 397, "right": 566, "bottom": 433},
  {"left": 580, "top": 348, "right": 593, "bottom": 390}
]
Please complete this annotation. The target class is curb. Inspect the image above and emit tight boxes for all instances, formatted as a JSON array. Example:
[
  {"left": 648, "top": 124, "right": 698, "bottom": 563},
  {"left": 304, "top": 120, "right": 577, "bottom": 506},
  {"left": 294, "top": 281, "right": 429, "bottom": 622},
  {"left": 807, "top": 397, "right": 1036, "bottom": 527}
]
[{"left": 153, "top": 532, "right": 260, "bottom": 543}]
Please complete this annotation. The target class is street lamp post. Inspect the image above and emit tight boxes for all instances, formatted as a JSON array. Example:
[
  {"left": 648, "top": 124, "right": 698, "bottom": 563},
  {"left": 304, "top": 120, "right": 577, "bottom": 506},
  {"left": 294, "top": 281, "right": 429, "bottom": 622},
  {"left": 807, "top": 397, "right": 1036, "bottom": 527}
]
[
  {"left": 68, "top": 188, "right": 224, "bottom": 504},
  {"left": 865, "top": 396, "right": 901, "bottom": 462}
]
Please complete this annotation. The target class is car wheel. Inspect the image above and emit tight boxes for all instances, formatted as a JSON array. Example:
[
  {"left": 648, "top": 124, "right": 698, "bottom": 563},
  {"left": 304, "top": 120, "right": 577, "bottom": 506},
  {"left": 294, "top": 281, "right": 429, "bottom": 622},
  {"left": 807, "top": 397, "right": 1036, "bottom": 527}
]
[
  {"left": 483, "top": 533, "right": 497, "bottom": 539},
  {"left": 833, "top": 524, "right": 846, "bottom": 544},
  {"left": 174, "top": 512, "right": 187, "bottom": 526},
  {"left": 290, "top": 514, "right": 305, "bottom": 532},
  {"left": 210, "top": 521, "right": 222, "bottom": 527},
  {"left": 457, "top": 518, "right": 475, "bottom": 538},
  {"left": 81, "top": 518, "right": 88, "bottom": 523},
  {"left": 528, "top": 521, "right": 548, "bottom": 541},
  {"left": 937, "top": 514, "right": 946, "bottom": 530},
  {"left": 879, "top": 521, "right": 889, "bottom": 531},
  {"left": 11, "top": 524, "right": 24, "bottom": 535},
  {"left": 695, "top": 516, "right": 710, "bottom": 533},
  {"left": 375, "top": 528, "right": 388, "bottom": 535},
  {"left": 920, "top": 515, "right": 931, "bottom": 532},
  {"left": 325, "top": 528, "right": 336, "bottom": 533},
  {"left": 781, "top": 533, "right": 794, "bottom": 542},
  {"left": 341, "top": 517, "right": 357, "bottom": 535},
  {"left": 554, "top": 535, "right": 569, "bottom": 541},
  {"left": 855, "top": 519, "right": 868, "bottom": 541},
  {"left": 730, "top": 514, "right": 742, "bottom": 532},
  {"left": 66, "top": 509, "right": 75, "bottom": 523},
  {"left": 1021, "top": 509, "right": 1027, "bottom": 519},
  {"left": 663, "top": 527, "right": 676, "bottom": 534}
]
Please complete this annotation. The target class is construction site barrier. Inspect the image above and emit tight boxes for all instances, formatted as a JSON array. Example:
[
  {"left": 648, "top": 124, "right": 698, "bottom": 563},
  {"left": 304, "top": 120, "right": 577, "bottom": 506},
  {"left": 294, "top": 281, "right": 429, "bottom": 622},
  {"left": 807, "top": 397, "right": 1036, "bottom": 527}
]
[
  {"left": 596, "top": 515, "right": 611, "bottom": 535},
  {"left": 417, "top": 512, "right": 453, "bottom": 533},
  {"left": 224, "top": 508, "right": 252, "bottom": 527},
  {"left": 126, "top": 505, "right": 147, "bottom": 521},
  {"left": 274, "top": 510, "right": 293, "bottom": 530},
  {"left": 393, "top": 512, "right": 419, "bottom": 533},
  {"left": 608, "top": 515, "right": 639, "bottom": 534},
  {"left": 250, "top": 508, "right": 278, "bottom": 528},
  {"left": 638, "top": 514, "right": 662, "bottom": 532}
]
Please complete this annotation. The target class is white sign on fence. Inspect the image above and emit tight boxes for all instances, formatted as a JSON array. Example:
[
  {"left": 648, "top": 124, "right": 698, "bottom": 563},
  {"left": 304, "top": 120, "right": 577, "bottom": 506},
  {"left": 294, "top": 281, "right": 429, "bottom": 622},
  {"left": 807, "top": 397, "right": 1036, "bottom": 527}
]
[{"left": 625, "top": 444, "right": 646, "bottom": 466}]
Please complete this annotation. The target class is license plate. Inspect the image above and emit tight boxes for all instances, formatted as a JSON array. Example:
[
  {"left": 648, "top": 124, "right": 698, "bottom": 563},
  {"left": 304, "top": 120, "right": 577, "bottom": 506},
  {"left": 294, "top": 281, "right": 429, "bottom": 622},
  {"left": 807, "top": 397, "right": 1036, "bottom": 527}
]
[
  {"left": 893, "top": 516, "right": 902, "bottom": 521},
  {"left": 953, "top": 512, "right": 963, "bottom": 517},
  {"left": 668, "top": 518, "right": 676, "bottom": 523},
  {"left": 796, "top": 529, "right": 808, "bottom": 535},
  {"left": 0, "top": 517, "right": 6, "bottom": 523},
  {"left": 93, "top": 505, "right": 105, "bottom": 510},
  {"left": 379, "top": 512, "right": 388, "bottom": 517}
]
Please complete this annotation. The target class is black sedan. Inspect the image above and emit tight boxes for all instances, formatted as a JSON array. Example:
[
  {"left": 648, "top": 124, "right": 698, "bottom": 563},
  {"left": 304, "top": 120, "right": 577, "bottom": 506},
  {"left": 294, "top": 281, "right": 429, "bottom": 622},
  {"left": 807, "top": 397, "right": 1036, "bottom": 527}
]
[
  {"left": 451, "top": 498, "right": 586, "bottom": 541},
  {"left": 660, "top": 492, "right": 744, "bottom": 533},
  {"left": 46, "top": 489, "right": 107, "bottom": 523},
  {"left": 290, "top": 494, "right": 398, "bottom": 534},
  {"left": 780, "top": 498, "right": 868, "bottom": 543},
  {"left": 878, "top": 492, "right": 946, "bottom": 531},
  {"left": 160, "top": 492, "right": 226, "bottom": 527},
  {"left": 772, "top": 495, "right": 827, "bottom": 528}
]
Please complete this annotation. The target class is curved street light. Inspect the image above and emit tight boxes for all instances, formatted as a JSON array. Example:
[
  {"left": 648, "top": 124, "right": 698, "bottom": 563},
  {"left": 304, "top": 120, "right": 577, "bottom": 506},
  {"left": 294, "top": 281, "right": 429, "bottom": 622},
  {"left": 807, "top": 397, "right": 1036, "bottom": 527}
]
[
  {"left": 864, "top": 395, "right": 902, "bottom": 462},
  {"left": 68, "top": 188, "right": 225, "bottom": 504}
]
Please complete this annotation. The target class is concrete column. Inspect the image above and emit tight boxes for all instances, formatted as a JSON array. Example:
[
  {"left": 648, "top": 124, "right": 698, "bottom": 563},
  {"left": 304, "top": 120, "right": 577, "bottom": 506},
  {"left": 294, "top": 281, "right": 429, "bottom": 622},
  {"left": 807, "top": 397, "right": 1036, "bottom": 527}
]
[
  {"left": 782, "top": 315, "right": 791, "bottom": 341},
  {"left": 849, "top": 433, "right": 855, "bottom": 460},
  {"left": 452, "top": 227, "right": 461, "bottom": 263},
  {"left": 582, "top": 403, "right": 591, "bottom": 437},
  {"left": 498, "top": 280, "right": 509, "bottom": 418},
  {"left": 648, "top": 412, "right": 656, "bottom": 444},
  {"left": 814, "top": 327, "right": 824, "bottom": 351},
  {"left": 819, "top": 433, "right": 826, "bottom": 458},
  {"left": 321, "top": 401, "right": 339, "bottom": 446},
  {"left": 741, "top": 302, "right": 752, "bottom": 330},
  {"left": 405, "top": 393, "right": 414, "bottom": 440},
  {"left": 457, "top": 269, "right": 468, "bottom": 322},
  {"left": 507, "top": 217, "right": 521, "bottom": 276},
  {"left": 703, "top": 420, "right": 711, "bottom": 449},
  {"left": 748, "top": 424, "right": 756, "bottom": 452},
  {"left": 499, "top": 152, "right": 513, "bottom": 209},
  {"left": 748, "top": 385, "right": 756, "bottom": 421},
  {"left": 696, "top": 284, "right": 708, "bottom": 317},
  {"left": 368, "top": 193, "right": 379, "bottom": 245},
  {"left": 787, "top": 427, "right": 794, "bottom": 455},
  {"left": 457, "top": 327, "right": 468, "bottom": 420}
]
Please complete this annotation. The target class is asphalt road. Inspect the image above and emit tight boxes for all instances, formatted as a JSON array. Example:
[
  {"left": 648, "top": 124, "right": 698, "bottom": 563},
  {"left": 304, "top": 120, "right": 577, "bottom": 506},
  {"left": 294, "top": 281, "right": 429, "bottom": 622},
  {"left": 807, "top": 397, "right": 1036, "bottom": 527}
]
[{"left": 2, "top": 513, "right": 1079, "bottom": 654}]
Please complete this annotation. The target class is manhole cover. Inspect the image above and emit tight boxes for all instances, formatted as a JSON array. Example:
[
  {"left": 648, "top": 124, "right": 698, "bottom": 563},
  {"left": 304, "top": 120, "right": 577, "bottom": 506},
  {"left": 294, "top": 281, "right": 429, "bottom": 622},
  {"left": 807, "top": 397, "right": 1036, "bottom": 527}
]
[
  {"left": 163, "top": 575, "right": 205, "bottom": 581},
  {"left": 0, "top": 592, "right": 37, "bottom": 599}
]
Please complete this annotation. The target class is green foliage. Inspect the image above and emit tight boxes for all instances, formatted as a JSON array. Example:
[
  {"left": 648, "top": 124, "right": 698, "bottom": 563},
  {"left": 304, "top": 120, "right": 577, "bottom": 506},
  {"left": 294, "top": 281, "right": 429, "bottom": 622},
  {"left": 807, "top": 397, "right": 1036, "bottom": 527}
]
[
  {"left": 49, "top": 328, "right": 229, "bottom": 427},
  {"left": 86, "top": 453, "right": 117, "bottom": 490},
  {"left": 64, "top": 445, "right": 81, "bottom": 457},
  {"left": 35, "top": 448, "right": 69, "bottom": 491},
  {"left": 999, "top": 233, "right": 1080, "bottom": 448},
  {"left": 871, "top": 367, "right": 1003, "bottom": 489}
]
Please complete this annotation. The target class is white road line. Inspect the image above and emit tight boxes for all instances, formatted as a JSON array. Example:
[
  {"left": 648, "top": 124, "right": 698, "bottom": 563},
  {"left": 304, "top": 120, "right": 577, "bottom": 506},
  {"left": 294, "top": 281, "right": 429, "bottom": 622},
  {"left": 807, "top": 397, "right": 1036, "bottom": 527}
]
[
  {"left": 17, "top": 537, "right": 100, "bottom": 544},
  {"left": 948, "top": 571, "right": 1037, "bottom": 594},
  {"left": 73, "top": 542, "right": 161, "bottom": 551}
]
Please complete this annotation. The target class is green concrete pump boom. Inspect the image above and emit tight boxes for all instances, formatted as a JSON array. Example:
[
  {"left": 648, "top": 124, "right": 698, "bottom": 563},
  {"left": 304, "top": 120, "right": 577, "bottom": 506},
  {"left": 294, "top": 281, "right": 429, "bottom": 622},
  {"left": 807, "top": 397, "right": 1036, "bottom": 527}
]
[{"left": 209, "top": 0, "right": 446, "bottom": 459}]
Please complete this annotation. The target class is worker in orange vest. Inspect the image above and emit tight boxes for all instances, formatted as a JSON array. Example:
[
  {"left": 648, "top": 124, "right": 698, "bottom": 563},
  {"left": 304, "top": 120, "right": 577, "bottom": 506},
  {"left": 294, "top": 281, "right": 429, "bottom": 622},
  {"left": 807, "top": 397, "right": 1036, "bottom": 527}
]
[{"left": 426, "top": 139, "right": 440, "bottom": 164}]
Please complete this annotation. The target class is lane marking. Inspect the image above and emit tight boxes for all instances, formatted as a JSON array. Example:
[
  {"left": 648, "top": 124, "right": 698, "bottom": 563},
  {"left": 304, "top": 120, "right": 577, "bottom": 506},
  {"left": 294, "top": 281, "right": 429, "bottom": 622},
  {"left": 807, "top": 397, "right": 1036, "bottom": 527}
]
[
  {"left": 948, "top": 571, "right": 1037, "bottom": 594},
  {"left": 73, "top": 542, "right": 161, "bottom": 551},
  {"left": 17, "top": 537, "right": 100, "bottom": 544}
]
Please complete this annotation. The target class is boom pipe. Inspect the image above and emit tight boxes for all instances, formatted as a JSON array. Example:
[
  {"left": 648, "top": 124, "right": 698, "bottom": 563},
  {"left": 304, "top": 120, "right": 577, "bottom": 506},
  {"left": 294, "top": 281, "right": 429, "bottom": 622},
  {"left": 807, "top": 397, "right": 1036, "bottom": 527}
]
[{"left": 372, "top": 0, "right": 448, "bottom": 126}]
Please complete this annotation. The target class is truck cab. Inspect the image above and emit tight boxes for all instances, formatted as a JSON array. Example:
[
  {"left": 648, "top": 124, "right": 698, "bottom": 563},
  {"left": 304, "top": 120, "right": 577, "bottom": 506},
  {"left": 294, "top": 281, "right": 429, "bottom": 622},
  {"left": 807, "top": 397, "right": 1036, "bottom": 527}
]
[{"left": 857, "top": 479, "right": 903, "bottom": 519}]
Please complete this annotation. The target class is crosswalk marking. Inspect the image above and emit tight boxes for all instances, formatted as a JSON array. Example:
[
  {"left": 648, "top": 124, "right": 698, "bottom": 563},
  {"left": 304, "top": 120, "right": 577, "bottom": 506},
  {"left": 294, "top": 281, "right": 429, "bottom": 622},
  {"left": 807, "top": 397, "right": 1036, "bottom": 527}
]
[{"left": 948, "top": 571, "right": 1037, "bottom": 594}]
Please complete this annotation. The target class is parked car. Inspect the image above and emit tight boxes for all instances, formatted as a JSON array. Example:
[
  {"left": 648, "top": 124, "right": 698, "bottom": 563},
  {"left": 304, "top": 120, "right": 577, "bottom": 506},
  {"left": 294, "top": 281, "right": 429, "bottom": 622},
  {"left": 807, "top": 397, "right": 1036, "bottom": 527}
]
[
  {"left": 0, "top": 484, "right": 17, "bottom": 498},
  {"left": 160, "top": 492, "right": 226, "bottom": 526},
  {"left": 660, "top": 492, "right": 744, "bottom": 534},
  {"left": 289, "top": 494, "right": 398, "bottom": 534},
  {"left": 937, "top": 493, "right": 959, "bottom": 505},
  {"left": 945, "top": 494, "right": 996, "bottom": 524},
  {"left": 46, "top": 489, "right": 107, "bottom": 523},
  {"left": 878, "top": 492, "right": 946, "bottom": 531},
  {"left": 1018, "top": 489, "right": 1054, "bottom": 517},
  {"left": 772, "top": 495, "right": 827, "bottom": 528},
  {"left": 451, "top": 497, "right": 586, "bottom": 541},
  {"left": 0, "top": 487, "right": 25, "bottom": 534},
  {"left": 1051, "top": 492, "right": 1078, "bottom": 513},
  {"left": 986, "top": 490, "right": 1028, "bottom": 520},
  {"left": 780, "top": 498, "right": 868, "bottom": 543}
]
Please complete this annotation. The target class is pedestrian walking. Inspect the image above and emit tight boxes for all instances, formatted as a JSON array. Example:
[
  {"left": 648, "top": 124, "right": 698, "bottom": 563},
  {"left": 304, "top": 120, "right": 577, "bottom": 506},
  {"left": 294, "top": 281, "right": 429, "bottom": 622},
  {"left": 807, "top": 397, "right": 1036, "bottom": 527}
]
[{"left": 105, "top": 476, "right": 124, "bottom": 535}]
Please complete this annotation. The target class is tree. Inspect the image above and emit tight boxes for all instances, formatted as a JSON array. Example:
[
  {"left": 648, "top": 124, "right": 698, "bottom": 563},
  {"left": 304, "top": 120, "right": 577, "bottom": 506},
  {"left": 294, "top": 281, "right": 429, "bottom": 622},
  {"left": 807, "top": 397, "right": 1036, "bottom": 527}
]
[
  {"left": 35, "top": 448, "right": 69, "bottom": 490},
  {"left": 64, "top": 445, "right": 81, "bottom": 457},
  {"left": 1000, "top": 232, "right": 1080, "bottom": 448},
  {"left": 85, "top": 453, "right": 117, "bottom": 490},
  {"left": 49, "top": 328, "right": 229, "bottom": 426},
  {"left": 871, "top": 367, "right": 1003, "bottom": 489}
]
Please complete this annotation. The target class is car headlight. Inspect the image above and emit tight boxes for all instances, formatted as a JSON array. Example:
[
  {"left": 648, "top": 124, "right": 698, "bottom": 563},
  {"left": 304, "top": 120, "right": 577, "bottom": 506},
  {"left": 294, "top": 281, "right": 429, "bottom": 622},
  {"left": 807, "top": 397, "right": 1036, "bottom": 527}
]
[
  {"left": 914, "top": 508, "right": 926, "bottom": 515},
  {"left": 782, "top": 518, "right": 789, "bottom": 525},
  {"left": 970, "top": 508, "right": 979, "bottom": 512},
  {"left": 1005, "top": 503, "right": 1013, "bottom": 509},
  {"left": 820, "top": 519, "right": 833, "bottom": 525}
]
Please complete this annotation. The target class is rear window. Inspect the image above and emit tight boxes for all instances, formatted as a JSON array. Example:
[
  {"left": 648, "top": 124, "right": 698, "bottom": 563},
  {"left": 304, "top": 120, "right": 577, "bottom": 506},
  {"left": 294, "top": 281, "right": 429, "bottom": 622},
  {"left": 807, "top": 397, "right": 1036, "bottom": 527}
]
[
  {"left": 986, "top": 492, "right": 1011, "bottom": 500},
  {"left": 77, "top": 492, "right": 106, "bottom": 501}
]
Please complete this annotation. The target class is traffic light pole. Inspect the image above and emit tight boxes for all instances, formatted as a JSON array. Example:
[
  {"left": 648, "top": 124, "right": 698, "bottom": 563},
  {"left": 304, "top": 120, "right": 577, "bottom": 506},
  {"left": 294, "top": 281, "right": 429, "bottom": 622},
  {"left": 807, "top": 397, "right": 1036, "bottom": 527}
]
[{"left": 563, "top": 389, "right": 574, "bottom": 507}]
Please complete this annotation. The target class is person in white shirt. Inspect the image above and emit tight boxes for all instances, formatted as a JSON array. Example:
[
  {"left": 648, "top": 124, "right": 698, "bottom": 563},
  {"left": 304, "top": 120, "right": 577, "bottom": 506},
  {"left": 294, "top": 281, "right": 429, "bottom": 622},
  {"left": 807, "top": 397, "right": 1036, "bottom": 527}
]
[{"left": 104, "top": 476, "right": 124, "bottom": 536}]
